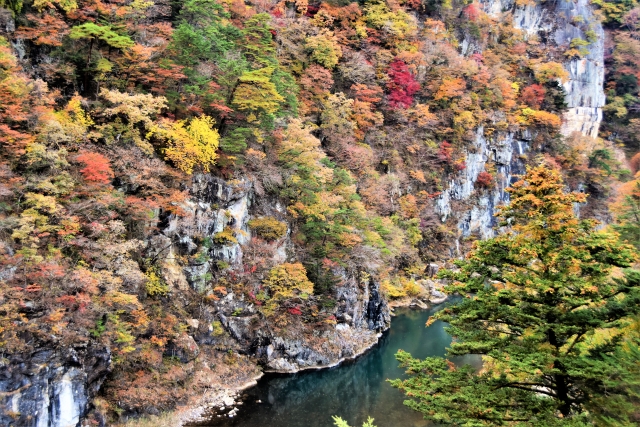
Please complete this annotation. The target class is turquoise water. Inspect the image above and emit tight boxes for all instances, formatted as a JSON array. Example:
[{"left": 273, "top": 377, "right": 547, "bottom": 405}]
[{"left": 198, "top": 304, "right": 478, "bottom": 427}]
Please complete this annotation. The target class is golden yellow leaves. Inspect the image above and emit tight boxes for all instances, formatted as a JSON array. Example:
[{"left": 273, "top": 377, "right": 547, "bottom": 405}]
[
  {"left": 278, "top": 118, "right": 334, "bottom": 183},
  {"left": 248, "top": 217, "right": 287, "bottom": 241},
  {"left": 381, "top": 276, "right": 424, "bottom": 299},
  {"left": 11, "top": 193, "right": 61, "bottom": 244},
  {"left": 160, "top": 115, "right": 220, "bottom": 174},
  {"left": 261, "top": 263, "right": 314, "bottom": 316},
  {"left": 100, "top": 88, "right": 167, "bottom": 154},
  {"left": 33, "top": 0, "right": 77, "bottom": 13},
  {"left": 518, "top": 108, "right": 562, "bottom": 129},
  {"left": 212, "top": 227, "right": 238, "bottom": 245},
  {"left": 364, "top": 0, "right": 418, "bottom": 40},
  {"left": 45, "top": 95, "right": 96, "bottom": 144},
  {"left": 232, "top": 67, "right": 284, "bottom": 116},
  {"left": 145, "top": 268, "right": 169, "bottom": 297},
  {"left": 531, "top": 61, "right": 570, "bottom": 84}
]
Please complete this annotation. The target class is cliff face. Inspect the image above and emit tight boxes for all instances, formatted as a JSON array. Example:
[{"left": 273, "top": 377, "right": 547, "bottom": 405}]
[
  {"left": 0, "top": 174, "right": 392, "bottom": 425},
  {"left": 0, "top": 347, "right": 110, "bottom": 427},
  {"left": 437, "top": 0, "right": 605, "bottom": 241},
  {"left": 556, "top": 0, "right": 605, "bottom": 138},
  {"left": 436, "top": 128, "right": 529, "bottom": 242},
  {"left": 156, "top": 176, "right": 391, "bottom": 373}
]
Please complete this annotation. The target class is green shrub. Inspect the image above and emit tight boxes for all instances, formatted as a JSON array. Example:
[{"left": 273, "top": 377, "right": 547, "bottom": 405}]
[
  {"left": 211, "top": 321, "right": 225, "bottom": 336},
  {"left": 216, "top": 260, "right": 230, "bottom": 270}
]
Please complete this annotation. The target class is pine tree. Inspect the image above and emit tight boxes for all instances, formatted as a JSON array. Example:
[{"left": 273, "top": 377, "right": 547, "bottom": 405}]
[
  {"left": 390, "top": 165, "right": 640, "bottom": 426},
  {"left": 69, "top": 23, "right": 134, "bottom": 66},
  {"left": 588, "top": 334, "right": 640, "bottom": 426}
]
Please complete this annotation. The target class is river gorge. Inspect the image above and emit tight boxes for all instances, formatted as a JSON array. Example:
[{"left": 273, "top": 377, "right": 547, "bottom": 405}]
[{"left": 1, "top": 0, "right": 632, "bottom": 423}]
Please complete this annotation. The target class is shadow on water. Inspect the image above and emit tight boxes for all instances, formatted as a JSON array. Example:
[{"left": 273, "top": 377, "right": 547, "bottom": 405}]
[{"left": 195, "top": 303, "right": 480, "bottom": 427}]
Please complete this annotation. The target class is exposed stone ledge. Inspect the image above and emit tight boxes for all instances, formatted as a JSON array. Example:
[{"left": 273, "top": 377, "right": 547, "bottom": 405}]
[
  {"left": 263, "top": 328, "right": 383, "bottom": 374},
  {"left": 177, "top": 374, "right": 264, "bottom": 425}
]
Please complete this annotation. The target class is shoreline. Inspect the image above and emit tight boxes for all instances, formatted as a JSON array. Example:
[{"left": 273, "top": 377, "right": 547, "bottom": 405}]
[
  {"left": 174, "top": 328, "right": 384, "bottom": 426},
  {"left": 122, "top": 297, "right": 450, "bottom": 427},
  {"left": 180, "top": 298, "right": 452, "bottom": 425},
  {"left": 178, "top": 373, "right": 265, "bottom": 426},
  {"left": 388, "top": 294, "right": 449, "bottom": 311},
  {"left": 262, "top": 331, "right": 384, "bottom": 374}
]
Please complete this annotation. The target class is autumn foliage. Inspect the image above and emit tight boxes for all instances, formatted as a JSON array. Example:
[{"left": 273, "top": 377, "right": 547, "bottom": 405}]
[
  {"left": 76, "top": 152, "right": 114, "bottom": 184},
  {"left": 0, "top": 0, "right": 630, "bottom": 423},
  {"left": 387, "top": 59, "right": 420, "bottom": 109},
  {"left": 462, "top": 3, "right": 481, "bottom": 21},
  {"left": 475, "top": 171, "right": 494, "bottom": 188},
  {"left": 520, "top": 84, "right": 546, "bottom": 108}
]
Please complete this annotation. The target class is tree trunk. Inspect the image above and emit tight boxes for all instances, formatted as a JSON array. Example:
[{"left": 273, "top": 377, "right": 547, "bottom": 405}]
[
  {"left": 554, "top": 365, "right": 571, "bottom": 417},
  {"left": 87, "top": 38, "right": 94, "bottom": 67},
  {"left": 549, "top": 328, "right": 572, "bottom": 417}
]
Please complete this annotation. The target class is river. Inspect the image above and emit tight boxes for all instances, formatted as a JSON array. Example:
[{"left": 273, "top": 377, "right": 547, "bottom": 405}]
[{"left": 195, "top": 303, "right": 479, "bottom": 427}]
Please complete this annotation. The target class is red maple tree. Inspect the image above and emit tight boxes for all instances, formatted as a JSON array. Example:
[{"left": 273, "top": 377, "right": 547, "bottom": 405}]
[
  {"left": 520, "top": 84, "right": 546, "bottom": 109},
  {"left": 463, "top": 3, "right": 481, "bottom": 21},
  {"left": 76, "top": 151, "right": 114, "bottom": 184},
  {"left": 387, "top": 59, "right": 420, "bottom": 109}
]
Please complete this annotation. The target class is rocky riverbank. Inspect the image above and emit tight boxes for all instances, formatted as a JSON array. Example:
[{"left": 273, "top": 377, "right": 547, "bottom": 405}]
[
  {"left": 117, "top": 327, "right": 385, "bottom": 426},
  {"left": 387, "top": 274, "right": 450, "bottom": 312},
  {"left": 176, "top": 375, "right": 263, "bottom": 426},
  {"left": 120, "top": 304, "right": 434, "bottom": 427},
  {"left": 115, "top": 366, "right": 263, "bottom": 427}
]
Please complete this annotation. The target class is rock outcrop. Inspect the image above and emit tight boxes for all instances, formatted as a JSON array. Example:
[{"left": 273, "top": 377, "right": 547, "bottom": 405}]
[
  {"left": 0, "top": 347, "right": 110, "bottom": 427},
  {"left": 437, "top": 0, "right": 605, "bottom": 241},
  {"left": 436, "top": 128, "right": 529, "bottom": 242},
  {"left": 151, "top": 176, "right": 392, "bottom": 374}
]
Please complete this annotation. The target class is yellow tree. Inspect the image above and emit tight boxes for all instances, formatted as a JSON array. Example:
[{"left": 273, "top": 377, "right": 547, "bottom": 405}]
[
  {"left": 260, "top": 263, "right": 314, "bottom": 316},
  {"left": 232, "top": 67, "right": 284, "bottom": 121},
  {"left": 305, "top": 30, "right": 343, "bottom": 69},
  {"left": 158, "top": 115, "right": 220, "bottom": 174}
]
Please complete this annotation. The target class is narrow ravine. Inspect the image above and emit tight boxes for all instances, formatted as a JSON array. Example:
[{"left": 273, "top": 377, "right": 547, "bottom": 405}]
[{"left": 191, "top": 304, "right": 481, "bottom": 427}]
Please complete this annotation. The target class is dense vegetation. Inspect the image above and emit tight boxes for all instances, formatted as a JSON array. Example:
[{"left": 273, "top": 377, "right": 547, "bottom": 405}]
[{"left": 0, "top": 0, "right": 638, "bottom": 423}]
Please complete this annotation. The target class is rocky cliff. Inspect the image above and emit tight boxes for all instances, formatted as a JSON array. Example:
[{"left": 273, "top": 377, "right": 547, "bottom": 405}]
[
  {"left": 155, "top": 176, "right": 391, "bottom": 373},
  {"left": 437, "top": 0, "right": 606, "bottom": 241},
  {"left": 0, "top": 347, "right": 110, "bottom": 427}
]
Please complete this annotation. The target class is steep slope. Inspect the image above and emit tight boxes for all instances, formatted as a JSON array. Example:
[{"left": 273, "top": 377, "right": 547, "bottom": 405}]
[
  {"left": 0, "top": 0, "right": 626, "bottom": 425},
  {"left": 437, "top": 0, "right": 608, "bottom": 242}
]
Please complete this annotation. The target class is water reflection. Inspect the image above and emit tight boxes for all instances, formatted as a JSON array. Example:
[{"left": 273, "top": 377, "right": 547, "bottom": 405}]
[{"left": 196, "top": 304, "right": 479, "bottom": 427}]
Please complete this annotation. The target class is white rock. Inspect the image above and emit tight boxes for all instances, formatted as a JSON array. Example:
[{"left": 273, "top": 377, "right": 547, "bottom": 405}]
[
  {"left": 186, "top": 319, "right": 199, "bottom": 330},
  {"left": 222, "top": 395, "right": 234, "bottom": 407}
]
